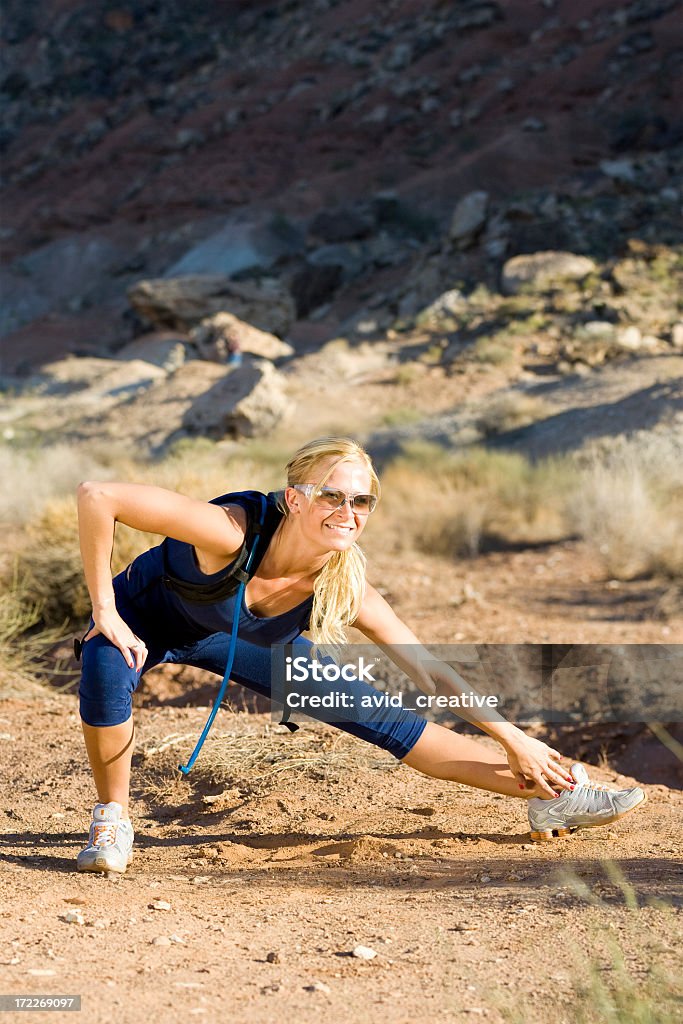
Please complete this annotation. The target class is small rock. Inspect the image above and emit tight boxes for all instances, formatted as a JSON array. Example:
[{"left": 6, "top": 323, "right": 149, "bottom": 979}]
[
  {"left": 671, "top": 323, "right": 683, "bottom": 349},
  {"left": 266, "top": 951, "right": 280, "bottom": 963},
  {"left": 386, "top": 42, "right": 413, "bottom": 71},
  {"left": 502, "top": 251, "right": 597, "bottom": 295},
  {"left": 362, "top": 104, "right": 389, "bottom": 124},
  {"left": 480, "top": 874, "right": 492, "bottom": 883},
  {"left": 151, "top": 936, "right": 172, "bottom": 946},
  {"left": 600, "top": 158, "right": 636, "bottom": 184},
  {"left": 449, "top": 191, "right": 489, "bottom": 247},
  {"left": 616, "top": 325, "right": 643, "bottom": 350},
  {"left": 522, "top": 117, "right": 546, "bottom": 132},
  {"left": 352, "top": 945, "right": 377, "bottom": 960},
  {"left": 61, "top": 911, "right": 85, "bottom": 925},
  {"left": 151, "top": 900, "right": 172, "bottom": 911},
  {"left": 169, "top": 934, "right": 185, "bottom": 944},
  {"left": 304, "top": 981, "right": 331, "bottom": 994},
  {"left": 421, "top": 97, "right": 441, "bottom": 114}
]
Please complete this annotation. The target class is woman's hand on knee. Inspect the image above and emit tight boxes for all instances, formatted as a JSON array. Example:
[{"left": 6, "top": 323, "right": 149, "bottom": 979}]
[{"left": 85, "top": 610, "right": 148, "bottom": 672}]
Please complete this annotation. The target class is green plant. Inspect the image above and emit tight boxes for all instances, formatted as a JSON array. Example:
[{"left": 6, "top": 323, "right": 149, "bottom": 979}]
[{"left": 472, "top": 336, "right": 514, "bottom": 366}]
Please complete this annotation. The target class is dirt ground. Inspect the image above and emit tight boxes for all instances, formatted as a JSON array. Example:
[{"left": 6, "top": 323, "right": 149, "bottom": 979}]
[{"left": 1, "top": 539, "right": 682, "bottom": 1024}]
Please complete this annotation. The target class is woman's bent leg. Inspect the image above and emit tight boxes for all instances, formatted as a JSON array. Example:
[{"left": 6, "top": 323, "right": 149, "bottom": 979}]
[
  {"left": 78, "top": 627, "right": 161, "bottom": 816},
  {"left": 81, "top": 718, "right": 135, "bottom": 817}
]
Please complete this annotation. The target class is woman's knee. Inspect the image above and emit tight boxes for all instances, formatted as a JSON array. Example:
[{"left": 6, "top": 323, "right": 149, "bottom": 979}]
[{"left": 78, "top": 635, "right": 140, "bottom": 727}]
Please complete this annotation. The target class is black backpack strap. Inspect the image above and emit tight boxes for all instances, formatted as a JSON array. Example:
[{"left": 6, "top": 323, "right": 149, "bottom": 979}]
[{"left": 161, "top": 493, "right": 268, "bottom": 604}]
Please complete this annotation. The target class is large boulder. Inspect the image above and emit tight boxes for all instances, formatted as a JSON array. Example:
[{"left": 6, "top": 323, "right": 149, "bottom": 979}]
[
  {"left": 165, "top": 217, "right": 305, "bottom": 278},
  {"left": 190, "top": 312, "right": 294, "bottom": 362},
  {"left": 127, "top": 275, "right": 296, "bottom": 336},
  {"left": 502, "top": 251, "right": 597, "bottom": 295}
]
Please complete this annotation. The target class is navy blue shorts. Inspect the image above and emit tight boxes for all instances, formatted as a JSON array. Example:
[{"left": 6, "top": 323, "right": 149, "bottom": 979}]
[{"left": 78, "top": 617, "right": 427, "bottom": 761}]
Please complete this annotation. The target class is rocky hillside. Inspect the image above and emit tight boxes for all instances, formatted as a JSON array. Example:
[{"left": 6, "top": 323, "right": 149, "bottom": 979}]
[{"left": 1, "top": 0, "right": 682, "bottom": 374}]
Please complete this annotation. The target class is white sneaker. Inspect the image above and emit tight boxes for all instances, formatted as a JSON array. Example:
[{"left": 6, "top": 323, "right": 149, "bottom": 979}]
[
  {"left": 77, "top": 802, "right": 134, "bottom": 873},
  {"left": 528, "top": 763, "right": 646, "bottom": 842}
]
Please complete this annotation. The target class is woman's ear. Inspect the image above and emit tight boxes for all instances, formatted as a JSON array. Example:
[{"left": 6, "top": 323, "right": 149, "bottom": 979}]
[{"left": 284, "top": 485, "right": 300, "bottom": 515}]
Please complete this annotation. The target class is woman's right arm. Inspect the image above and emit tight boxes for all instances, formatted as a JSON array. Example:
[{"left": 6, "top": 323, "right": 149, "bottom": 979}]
[{"left": 77, "top": 481, "right": 245, "bottom": 669}]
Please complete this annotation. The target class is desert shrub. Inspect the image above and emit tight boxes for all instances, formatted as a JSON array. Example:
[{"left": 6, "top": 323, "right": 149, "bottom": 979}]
[
  {"left": 568, "top": 434, "right": 683, "bottom": 581},
  {"left": 476, "top": 392, "right": 551, "bottom": 437},
  {"left": 370, "top": 442, "right": 573, "bottom": 558},
  {"left": 0, "top": 568, "right": 63, "bottom": 696},
  {"left": 472, "top": 336, "right": 514, "bottom": 366}
]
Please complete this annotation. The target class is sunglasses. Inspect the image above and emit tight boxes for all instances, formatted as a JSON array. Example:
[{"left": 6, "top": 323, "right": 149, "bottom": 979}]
[{"left": 293, "top": 484, "right": 378, "bottom": 515}]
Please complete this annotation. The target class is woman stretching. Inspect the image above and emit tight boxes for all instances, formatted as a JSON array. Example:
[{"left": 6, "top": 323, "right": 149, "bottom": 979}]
[{"left": 76, "top": 437, "right": 645, "bottom": 873}]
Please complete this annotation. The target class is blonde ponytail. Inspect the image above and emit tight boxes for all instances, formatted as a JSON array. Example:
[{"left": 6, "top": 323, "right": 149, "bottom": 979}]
[{"left": 279, "top": 437, "right": 380, "bottom": 648}]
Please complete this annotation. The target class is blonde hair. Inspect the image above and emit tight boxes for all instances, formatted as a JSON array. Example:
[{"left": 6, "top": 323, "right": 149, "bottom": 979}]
[{"left": 279, "top": 437, "right": 380, "bottom": 648}]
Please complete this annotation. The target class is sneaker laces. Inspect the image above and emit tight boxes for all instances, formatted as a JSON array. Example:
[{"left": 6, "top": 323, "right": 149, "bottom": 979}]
[
  {"left": 92, "top": 822, "right": 118, "bottom": 848},
  {"left": 566, "top": 783, "right": 613, "bottom": 814}
]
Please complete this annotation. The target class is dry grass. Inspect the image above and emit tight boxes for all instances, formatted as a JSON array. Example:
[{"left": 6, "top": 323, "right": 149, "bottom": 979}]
[
  {"left": 370, "top": 442, "right": 573, "bottom": 558},
  {"left": 500, "top": 862, "right": 683, "bottom": 1024},
  {"left": 137, "top": 721, "right": 394, "bottom": 804},
  {"left": 0, "top": 568, "right": 69, "bottom": 697},
  {"left": 568, "top": 433, "right": 683, "bottom": 581},
  {"left": 0, "top": 442, "right": 108, "bottom": 526}
]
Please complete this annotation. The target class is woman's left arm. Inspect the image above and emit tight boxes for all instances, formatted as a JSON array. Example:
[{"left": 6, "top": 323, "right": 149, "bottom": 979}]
[{"left": 353, "top": 584, "right": 573, "bottom": 795}]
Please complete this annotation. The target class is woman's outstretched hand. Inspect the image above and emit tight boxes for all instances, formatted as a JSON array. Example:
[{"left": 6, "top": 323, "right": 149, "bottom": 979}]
[
  {"left": 502, "top": 731, "right": 574, "bottom": 798},
  {"left": 84, "top": 608, "right": 148, "bottom": 672}
]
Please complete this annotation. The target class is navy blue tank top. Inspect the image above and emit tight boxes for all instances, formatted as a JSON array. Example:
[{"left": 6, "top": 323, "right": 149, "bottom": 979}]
[{"left": 115, "top": 490, "right": 313, "bottom": 647}]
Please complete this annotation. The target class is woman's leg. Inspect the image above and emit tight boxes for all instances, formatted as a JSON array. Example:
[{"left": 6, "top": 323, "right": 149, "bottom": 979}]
[
  {"left": 184, "top": 635, "right": 526, "bottom": 797},
  {"left": 79, "top": 627, "right": 161, "bottom": 816},
  {"left": 81, "top": 718, "right": 135, "bottom": 816},
  {"left": 401, "top": 720, "right": 528, "bottom": 798}
]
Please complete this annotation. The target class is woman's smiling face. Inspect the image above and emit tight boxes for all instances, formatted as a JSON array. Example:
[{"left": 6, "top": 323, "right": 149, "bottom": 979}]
[{"left": 286, "top": 458, "right": 374, "bottom": 551}]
